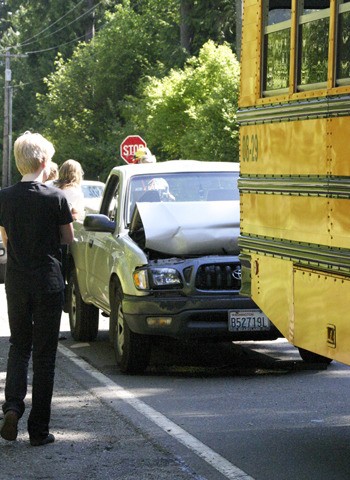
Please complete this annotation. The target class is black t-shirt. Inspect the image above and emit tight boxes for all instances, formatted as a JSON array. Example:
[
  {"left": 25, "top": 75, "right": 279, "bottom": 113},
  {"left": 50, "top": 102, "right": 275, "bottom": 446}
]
[{"left": 0, "top": 181, "right": 73, "bottom": 293}]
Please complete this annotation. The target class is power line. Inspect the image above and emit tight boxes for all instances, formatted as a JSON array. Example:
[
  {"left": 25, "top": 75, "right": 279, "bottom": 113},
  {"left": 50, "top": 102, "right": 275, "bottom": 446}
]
[
  {"left": 14, "top": 0, "right": 86, "bottom": 49},
  {"left": 21, "top": 3, "right": 99, "bottom": 48},
  {"left": 2, "top": 0, "right": 104, "bottom": 53},
  {"left": 25, "top": 33, "right": 87, "bottom": 55}
]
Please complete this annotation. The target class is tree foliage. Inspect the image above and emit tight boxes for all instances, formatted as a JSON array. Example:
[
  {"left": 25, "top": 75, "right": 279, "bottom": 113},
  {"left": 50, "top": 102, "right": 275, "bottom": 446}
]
[
  {"left": 0, "top": 0, "right": 115, "bottom": 136},
  {"left": 127, "top": 40, "right": 240, "bottom": 163},
  {"left": 0, "top": 0, "right": 241, "bottom": 182},
  {"left": 180, "top": 0, "right": 237, "bottom": 55},
  {"left": 37, "top": 1, "right": 182, "bottom": 179}
]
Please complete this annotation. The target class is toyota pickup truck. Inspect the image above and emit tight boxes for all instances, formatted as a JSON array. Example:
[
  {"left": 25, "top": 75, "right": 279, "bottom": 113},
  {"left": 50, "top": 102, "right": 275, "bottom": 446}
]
[{"left": 67, "top": 160, "right": 280, "bottom": 373}]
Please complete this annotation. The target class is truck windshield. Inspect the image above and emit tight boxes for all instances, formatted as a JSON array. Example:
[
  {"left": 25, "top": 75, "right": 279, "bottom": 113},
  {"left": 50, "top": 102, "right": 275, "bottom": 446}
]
[{"left": 127, "top": 171, "right": 238, "bottom": 225}]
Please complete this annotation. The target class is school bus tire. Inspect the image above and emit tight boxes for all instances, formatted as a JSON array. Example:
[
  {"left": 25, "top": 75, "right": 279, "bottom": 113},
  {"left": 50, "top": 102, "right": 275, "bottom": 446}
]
[{"left": 298, "top": 347, "right": 332, "bottom": 365}]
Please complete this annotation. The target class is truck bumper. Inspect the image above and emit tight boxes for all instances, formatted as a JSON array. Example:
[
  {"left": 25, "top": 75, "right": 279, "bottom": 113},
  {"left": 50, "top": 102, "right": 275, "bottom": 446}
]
[{"left": 122, "top": 293, "right": 280, "bottom": 341}]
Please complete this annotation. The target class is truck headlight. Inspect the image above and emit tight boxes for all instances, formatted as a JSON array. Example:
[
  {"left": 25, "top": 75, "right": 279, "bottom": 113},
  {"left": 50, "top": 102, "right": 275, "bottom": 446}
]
[
  {"left": 150, "top": 268, "right": 182, "bottom": 287},
  {"left": 133, "top": 267, "right": 182, "bottom": 290}
]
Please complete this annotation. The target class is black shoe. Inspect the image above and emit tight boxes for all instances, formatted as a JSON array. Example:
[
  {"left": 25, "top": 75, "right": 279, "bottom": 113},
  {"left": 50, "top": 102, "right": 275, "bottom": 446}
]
[
  {"left": 30, "top": 433, "right": 55, "bottom": 447},
  {"left": 0, "top": 410, "right": 18, "bottom": 441}
]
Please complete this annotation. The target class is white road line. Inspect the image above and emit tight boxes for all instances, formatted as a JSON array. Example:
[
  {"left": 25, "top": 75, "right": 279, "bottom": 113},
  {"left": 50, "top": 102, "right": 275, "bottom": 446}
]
[{"left": 58, "top": 344, "right": 255, "bottom": 480}]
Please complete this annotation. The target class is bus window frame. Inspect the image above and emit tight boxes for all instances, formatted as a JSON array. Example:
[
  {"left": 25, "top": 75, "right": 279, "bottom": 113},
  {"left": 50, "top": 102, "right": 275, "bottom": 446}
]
[
  {"left": 296, "top": 4, "right": 331, "bottom": 91},
  {"left": 335, "top": 1, "right": 350, "bottom": 86},
  {"left": 262, "top": 2, "right": 292, "bottom": 96},
  {"left": 260, "top": 1, "right": 350, "bottom": 99}
]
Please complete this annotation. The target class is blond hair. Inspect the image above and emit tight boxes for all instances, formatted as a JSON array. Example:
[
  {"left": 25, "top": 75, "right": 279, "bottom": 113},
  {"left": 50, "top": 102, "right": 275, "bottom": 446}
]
[
  {"left": 14, "top": 131, "right": 55, "bottom": 175},
  {"left": 55, "top": 159, "right": 83, "bottom": 189},
  {"left": 46, "top": 162, "right": 59, "bottom": 182}
]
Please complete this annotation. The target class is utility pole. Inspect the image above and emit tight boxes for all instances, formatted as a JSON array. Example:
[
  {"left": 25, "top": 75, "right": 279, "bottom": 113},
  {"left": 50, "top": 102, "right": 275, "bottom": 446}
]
[{"left": 1, "top": 49, "right": 27, "bottom": 188}]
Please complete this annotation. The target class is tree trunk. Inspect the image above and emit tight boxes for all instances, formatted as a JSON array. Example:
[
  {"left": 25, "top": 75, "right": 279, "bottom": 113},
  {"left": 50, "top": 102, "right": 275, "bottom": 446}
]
[
  {"left": 180, "top": 0, "right": 193, "bottom": 54},
  {"left": 85, "top": 0, "right": 95, "bottom": 42}
]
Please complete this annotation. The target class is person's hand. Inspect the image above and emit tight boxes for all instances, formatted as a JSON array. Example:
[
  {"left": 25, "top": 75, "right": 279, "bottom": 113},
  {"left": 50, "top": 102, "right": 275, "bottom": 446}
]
[{"left": 71, "top": 208, "right": 79, "bottom": 220}]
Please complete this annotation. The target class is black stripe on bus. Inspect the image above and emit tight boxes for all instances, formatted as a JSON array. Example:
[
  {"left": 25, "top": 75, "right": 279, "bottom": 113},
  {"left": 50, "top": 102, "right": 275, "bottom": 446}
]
[
  {"left": 238, "top": 176, "right": 350, "bottom": 199},
  {"left": 237, "top": 95, "right": 350, "bottom": 126},
  {"left": 239, "top": 235, "right": 350, "bottom": 275}
]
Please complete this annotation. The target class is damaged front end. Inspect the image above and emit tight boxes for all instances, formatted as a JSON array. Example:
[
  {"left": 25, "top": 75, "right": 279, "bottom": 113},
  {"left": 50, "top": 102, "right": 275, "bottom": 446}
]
[
  {"left": 129, "top": 200, "right": 240, "bottom": 256},
  {"left": 129, "top": 200, "right": 242, "bottom": 294}
]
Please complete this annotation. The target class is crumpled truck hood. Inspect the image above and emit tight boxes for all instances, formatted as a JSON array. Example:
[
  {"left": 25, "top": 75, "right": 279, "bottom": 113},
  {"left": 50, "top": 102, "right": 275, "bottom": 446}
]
[{"left": 131, "top": 201, "right": 240, "bottom": 256}]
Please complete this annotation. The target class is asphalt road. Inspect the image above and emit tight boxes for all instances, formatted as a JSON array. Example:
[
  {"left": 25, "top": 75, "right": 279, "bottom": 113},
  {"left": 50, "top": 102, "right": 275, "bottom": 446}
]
[{"left": 1, "top": 283, "right": 350, "bottom": 479}]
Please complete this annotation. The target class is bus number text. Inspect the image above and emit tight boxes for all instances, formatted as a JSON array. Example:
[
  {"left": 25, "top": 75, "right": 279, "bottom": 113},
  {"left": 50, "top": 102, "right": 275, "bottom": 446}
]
[{"left": 242, "top": 134, "right": 258, "bottom": 162}]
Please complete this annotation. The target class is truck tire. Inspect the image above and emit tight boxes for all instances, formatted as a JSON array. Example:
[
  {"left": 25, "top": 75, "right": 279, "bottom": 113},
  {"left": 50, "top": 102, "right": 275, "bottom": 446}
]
[
  {"left": 298, "top": 347, "right": 332, "bottom": 365},
  {"left": 68, "top": 270, "right": 99, "bottom": 341},
  {"left": 110, "top": 278, "right": 151, "bottom": 374}
]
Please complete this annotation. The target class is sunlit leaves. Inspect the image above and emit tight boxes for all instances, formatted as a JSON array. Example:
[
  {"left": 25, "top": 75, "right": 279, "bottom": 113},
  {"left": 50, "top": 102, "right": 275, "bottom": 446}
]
[{"left": 130, "top": 40, "right": 240, "bottom": 162}]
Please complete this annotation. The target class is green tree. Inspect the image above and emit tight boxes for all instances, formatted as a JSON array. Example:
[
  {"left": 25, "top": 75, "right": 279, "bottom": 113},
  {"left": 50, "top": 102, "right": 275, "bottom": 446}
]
[
  {"left": 127, "top": 40, "right": 240, "bottom": 162},
  {"left": 1, "top": 0, "right": 240, "bottom": 182},
  {"left": 37, "top": 1, "right": 181, "bottom": 179},
  {"left": 180, "top": 0, "right": 237, "bottom": 55},
  {"left": 0, "top": 0, "right": 114, "bottom": 136}
]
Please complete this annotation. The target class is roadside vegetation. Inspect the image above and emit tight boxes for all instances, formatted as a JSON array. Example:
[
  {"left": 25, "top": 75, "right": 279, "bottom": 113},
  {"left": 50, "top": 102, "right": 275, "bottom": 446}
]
[{"left": 0, "top": 0, "right": 240, "bottom": 180}]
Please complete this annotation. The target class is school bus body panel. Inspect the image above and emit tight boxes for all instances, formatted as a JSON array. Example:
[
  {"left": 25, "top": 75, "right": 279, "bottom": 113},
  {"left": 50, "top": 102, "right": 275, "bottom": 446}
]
[
  {"left": 239, "top": 1, "right": 261, "bottom": 107},
  {"left": 251, "top": 255, "right": 350, "bottom": 364},
  {"left": 240, "top": 116, "right": 350, "bottom": 177},
  {"left": 239, "top": 0, "right": 350, "bottom": 364},
  {"left": 293, "top": 268, "right": 350, "bottom": 365},
  {"left": 330, "top": 116, "right": 350, "bottom": 176},
  {"left": 240, "top": 119, "right": 329, "bottom": 176},
  {"left": 250, "top": 255, "right": 293, "bottom": 342},
  {"left": 241, "top": 194, "right": 350, "bottom": 248}
]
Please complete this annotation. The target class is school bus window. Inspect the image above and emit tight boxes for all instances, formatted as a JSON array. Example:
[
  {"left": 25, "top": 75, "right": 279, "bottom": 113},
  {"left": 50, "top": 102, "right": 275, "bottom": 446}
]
[
  {"left": 262, "top": 1, "right": 292, "bottom": 95},
  {"left": 336, "top": 1, "right": 350, "bottom": 85},
  {"left": 297, "top": 2, "right": 330, "bottom": 90}
]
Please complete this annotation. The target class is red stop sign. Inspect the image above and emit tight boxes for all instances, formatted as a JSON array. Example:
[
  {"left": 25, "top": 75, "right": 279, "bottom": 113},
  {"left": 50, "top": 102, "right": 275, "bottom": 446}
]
[{"left": 120, "top": 135, "right": 147, "bottom": 164}]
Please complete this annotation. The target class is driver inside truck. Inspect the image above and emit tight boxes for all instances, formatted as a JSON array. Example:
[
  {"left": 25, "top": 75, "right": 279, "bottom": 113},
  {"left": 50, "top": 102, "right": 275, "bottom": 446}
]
[{"left": 146, "top": 178, "right": 175, "bottom": 202}]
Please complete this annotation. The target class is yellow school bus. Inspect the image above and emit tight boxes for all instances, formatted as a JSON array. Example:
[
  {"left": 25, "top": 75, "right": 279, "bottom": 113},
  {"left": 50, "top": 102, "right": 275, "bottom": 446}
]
[{"left": 238, "top": 0, "right": 350, "bottom": 364}]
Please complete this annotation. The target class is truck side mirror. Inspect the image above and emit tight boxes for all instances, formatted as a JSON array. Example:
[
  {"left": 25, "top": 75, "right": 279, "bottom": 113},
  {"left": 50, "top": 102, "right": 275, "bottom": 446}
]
[{"left": 83, "top": 214, "right": 115, "bottom": 233}]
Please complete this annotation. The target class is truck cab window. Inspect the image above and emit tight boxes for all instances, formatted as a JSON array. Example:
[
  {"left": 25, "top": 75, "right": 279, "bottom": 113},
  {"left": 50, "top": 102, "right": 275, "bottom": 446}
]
[{"left": 100, "top": 175, "right": 119, "bottom": 221}]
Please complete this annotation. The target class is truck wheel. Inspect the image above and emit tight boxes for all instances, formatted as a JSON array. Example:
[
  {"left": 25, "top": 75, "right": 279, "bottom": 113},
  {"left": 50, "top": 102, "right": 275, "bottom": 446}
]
[
  {"left": 68, "top": 270, "right": 99, "bottom": 341},
  {"left": 298, "top": 347, "right": 332, "bottom": 365},
  {"left": 110, "top": 278, "right": 151, "bottom": 374}
]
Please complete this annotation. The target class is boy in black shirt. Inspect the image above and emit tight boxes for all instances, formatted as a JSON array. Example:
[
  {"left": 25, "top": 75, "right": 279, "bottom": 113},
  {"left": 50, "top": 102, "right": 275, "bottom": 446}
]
[{"left": 0, "top": 131, "right": 73, "bottom": 446}]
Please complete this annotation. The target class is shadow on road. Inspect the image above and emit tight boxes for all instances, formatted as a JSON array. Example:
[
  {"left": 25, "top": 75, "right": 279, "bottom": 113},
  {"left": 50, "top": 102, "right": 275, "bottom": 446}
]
[{"left": 58, "top": 329, "right": 329, "bottom": 379}]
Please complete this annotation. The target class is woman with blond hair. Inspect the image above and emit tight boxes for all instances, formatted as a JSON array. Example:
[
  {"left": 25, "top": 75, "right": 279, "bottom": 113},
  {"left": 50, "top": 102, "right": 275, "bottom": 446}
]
[
  {"left": 54, "top": 159, "right": 85, "bottom": 221},
  {"left": 45, "top": 162, "right": 59, "bottom": 183}
]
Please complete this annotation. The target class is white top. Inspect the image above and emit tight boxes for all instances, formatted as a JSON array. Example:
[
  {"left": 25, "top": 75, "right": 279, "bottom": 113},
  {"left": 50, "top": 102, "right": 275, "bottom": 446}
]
[{"left": 61, "top": 186, "right": 85, "bottom": 221}]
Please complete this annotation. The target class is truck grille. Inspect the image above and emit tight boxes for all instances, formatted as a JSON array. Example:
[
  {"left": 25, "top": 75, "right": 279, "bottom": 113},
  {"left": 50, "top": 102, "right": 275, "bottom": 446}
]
[{"left": 195, "top": 263, "right": 241, "bottom": 291}]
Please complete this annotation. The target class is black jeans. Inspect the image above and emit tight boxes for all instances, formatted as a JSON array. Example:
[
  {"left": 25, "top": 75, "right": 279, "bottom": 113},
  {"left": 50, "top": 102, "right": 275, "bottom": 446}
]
[{"left": 2, "top": 288, "right": 63, "bottom": 439}]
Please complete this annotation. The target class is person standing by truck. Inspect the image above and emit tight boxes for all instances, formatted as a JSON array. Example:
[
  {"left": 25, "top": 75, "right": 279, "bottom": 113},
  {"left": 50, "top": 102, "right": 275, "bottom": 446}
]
[
  {"left": 0, "top": 131, "right": 73, "bottom": 446},
  {"left": 54, "top": 159, "right": 85, "bottom": 221}
]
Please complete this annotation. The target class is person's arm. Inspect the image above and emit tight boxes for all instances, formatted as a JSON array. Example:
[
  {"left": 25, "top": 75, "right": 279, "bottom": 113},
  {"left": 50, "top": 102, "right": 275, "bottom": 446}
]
[
  {"left": 0, "top": 226, "right": 8, "bottom": 249},
  {"left": 60, "top": 223, "right": 74, "bottom": 245},
  {"left": 70, "top": 208, "right": 79, "bottom": 221}
]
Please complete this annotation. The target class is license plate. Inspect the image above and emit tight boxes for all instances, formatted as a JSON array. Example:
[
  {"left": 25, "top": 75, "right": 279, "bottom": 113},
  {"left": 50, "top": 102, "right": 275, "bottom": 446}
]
[{"left": 228, "top": 310, "right": 270, "bottom": 332}]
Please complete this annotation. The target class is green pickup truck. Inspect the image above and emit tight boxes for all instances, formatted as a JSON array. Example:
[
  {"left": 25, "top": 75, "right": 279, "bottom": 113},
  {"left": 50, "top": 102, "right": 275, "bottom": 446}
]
[{"left": 66, "top": 160, "right": 280, "bottom": 373}]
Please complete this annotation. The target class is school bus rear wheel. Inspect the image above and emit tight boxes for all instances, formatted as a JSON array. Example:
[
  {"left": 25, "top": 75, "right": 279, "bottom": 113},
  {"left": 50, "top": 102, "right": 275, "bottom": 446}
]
[{"left": 298, "top": 347, "right": 332, "bottom": 365}]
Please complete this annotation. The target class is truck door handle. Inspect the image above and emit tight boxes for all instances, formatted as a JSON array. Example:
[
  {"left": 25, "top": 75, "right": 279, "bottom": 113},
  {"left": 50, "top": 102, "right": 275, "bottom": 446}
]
[{"left": 89, "top": 239, "right": 94, "bottom": 248}]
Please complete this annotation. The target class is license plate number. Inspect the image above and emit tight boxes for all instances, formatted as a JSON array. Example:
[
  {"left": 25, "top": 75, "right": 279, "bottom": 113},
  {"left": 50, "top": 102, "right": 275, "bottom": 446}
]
[{"left": 228, "top": 310, "right": 270, "bottom": 332}]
